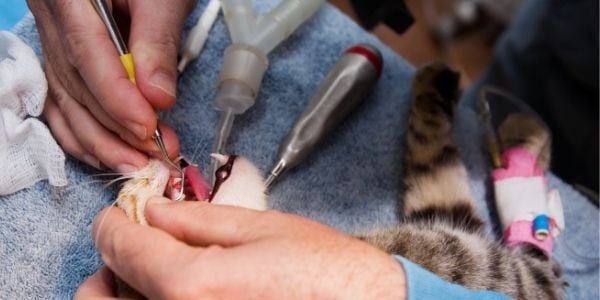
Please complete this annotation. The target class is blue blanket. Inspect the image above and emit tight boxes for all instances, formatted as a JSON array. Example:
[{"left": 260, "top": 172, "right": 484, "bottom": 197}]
[{"left": 1, "top": 1, "right": 597, "bottom": 298}]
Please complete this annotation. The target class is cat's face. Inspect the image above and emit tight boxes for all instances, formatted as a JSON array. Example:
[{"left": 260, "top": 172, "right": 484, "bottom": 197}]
[
  {"left": 116, "top": 159, "right": 172, "bottom": 225},
  {"left": 116, "top": 155, "right": 267, "bottom": 225},
  {"left": 209, "top": 154, "right": 267, "bottom": 210}
]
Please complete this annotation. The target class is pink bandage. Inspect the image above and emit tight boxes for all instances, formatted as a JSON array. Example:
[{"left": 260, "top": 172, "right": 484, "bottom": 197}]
[
  {"left": 505, "top": 220, "right": 553, "bottom": 256},
  {"left": 492, "top": 147, "right": 543, "bottom": 181},
  {"left": 493, "top": 146, "right": 556, "bottom": 256}
]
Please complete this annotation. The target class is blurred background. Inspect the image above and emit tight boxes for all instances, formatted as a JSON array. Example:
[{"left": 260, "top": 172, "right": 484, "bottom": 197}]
[
  {"left": 0, "top": 0, "right": 533, "bottom": 87},
  {"left": 330, "top": 0, "right": 521, "bottom": 86}
]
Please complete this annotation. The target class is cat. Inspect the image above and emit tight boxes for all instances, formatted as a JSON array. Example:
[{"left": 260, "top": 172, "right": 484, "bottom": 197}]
[
  {"left": 115, "top": 154, "right": 266, "bottom": 226},
  {"left": 113, "top": 62, "right": 564, "bottom": 299},
  {"left": 112, "top": 155, "right": 266, "bottom": 297},
  {"left": 358, "top": 62, "right": 565, "bottom": 299}
]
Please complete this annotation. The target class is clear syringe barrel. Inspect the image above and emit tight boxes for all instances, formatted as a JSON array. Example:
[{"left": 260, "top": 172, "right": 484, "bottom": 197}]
[
  {"left": 221, "top": 0, "right": 325, "bottom": 53},
  {"left": 216, "top": 0, "right": 324, "bottom": 115},
  {"left": 221, "top": 0, "right": 255, "bottom": 44},
  {"left": 215, "top": 43, "right": 268, "bottom": 114},
  {"left": 253, "top": 0, "right": 324, "bottom": 53}
]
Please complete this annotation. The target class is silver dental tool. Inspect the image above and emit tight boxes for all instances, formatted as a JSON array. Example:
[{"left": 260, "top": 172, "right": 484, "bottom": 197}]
[
  {"left": 265, "top": 44, "right": 383, "bottom": 188},
  {"left": 91, "top": 0, "right": 180, "bottom": 173}
]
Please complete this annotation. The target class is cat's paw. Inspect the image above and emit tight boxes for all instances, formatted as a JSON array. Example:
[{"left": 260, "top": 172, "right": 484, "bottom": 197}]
[
  {"left": 411, "top": 62, "right": 461, "bottom": 119},
  {"left": 414, "top": 62, "right": 460, "bottom": 102},
  {"left": 498, "top": 112, "right": 551, "bottom": 170}
]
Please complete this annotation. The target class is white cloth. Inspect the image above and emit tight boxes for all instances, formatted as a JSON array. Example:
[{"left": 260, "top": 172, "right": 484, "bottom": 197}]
[
  {"left": 494, "top": 176, "right": 564, "bottom": 236},
  {"left": 0, "top": 31, "right": 67, "bottom": 195}
]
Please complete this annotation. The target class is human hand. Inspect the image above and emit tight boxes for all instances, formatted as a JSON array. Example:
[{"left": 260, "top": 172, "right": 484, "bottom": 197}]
[
  {"left": 76, "top": 199, "right": 406, "bottom": 299},
  {"left": 27, "top": 0, "right": 197, "bottom": 172}
]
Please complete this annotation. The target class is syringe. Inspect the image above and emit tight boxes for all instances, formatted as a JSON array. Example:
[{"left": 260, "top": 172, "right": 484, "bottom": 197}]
[{"left": 208, "top": 43, "right": 269, "bottom": 184}]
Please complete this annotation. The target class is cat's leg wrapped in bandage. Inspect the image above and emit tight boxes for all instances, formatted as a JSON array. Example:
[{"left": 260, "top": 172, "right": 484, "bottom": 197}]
[{"left": 493, "top": 114, "right": 565, "bottom": 256}]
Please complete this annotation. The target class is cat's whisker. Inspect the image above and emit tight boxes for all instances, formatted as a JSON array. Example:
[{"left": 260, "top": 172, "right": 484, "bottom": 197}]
[
  {"left": 103, "top": 175, "right": 140, "bottom": 188},
  {"left": 62, "top": 179, "right": 113, "bottom": 193},
  {"left": 90, "top": 173, "right": 124, "bottom": 177},
  {"left": 93, "top": 199, "right": 120, "bottom": 248}
]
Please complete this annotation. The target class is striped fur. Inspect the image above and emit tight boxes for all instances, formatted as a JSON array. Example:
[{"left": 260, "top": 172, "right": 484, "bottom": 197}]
[{"left": 360, "top": 62, "right": 565, "bottom": 299}]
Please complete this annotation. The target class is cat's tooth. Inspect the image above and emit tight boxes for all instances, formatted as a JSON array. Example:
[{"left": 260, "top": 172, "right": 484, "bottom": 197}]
[{"left": 210, "top": 153, "right": 229, "bottom": 164}]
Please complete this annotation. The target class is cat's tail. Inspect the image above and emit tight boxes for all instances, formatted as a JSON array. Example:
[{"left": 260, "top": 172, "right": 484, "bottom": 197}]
[{"left": 401, "top": 62, "right": 482, "bottom": 230}]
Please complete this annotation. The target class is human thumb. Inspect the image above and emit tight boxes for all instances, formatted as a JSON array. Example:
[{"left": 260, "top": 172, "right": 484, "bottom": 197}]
[{"left": 128, "top": 0, "right": 197, "bottom": 110}]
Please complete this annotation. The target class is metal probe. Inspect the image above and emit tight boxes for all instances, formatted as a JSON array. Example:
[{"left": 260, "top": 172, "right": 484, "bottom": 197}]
[
  {"left": 90, "top": 0, "right": 178, "bottom": 170},
  {"left": 265, "top": 44, "right": 383, "bottom": 188}
]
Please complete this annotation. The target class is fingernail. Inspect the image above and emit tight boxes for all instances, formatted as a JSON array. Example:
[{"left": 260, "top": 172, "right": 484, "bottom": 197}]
[
  {"left": 147, "top": 196, "right": 171, "bottom": 206},
  {"left": 83, "top": 155, "right": 101, "bottom": 169},
  {"left": 126, "top": 121, "right": 147, "bottom": 140},
  {"left": 116, "top": 164, "right": 138, "bottom": 174},
  {"left": 149, "top": 71, "right": 176, "bottom": 98}
]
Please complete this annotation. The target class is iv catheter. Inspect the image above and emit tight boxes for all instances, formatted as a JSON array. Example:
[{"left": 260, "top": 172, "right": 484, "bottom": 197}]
[
  {"left": 90, "top": 0, "right": 179, "bottom": 171},
  {"left": 209, "top": 0, "right": 325, "bottom": 184}
]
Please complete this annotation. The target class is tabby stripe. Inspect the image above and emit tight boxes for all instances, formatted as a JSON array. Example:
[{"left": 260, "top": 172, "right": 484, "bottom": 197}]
[
  {"left": 445, "top": 235, "right": 467, "bottom": 284},
  {"left": 432, "top": 145, "right": 460, "bottom": 166},
  {"left": 415, "top": 94, "right": 440, "bottom": 115},
  {"left": 488, "top": 250, "right": 503, "bottom": 291},
  {"left": 405, "top": 204, "right": 484, "bottom": 232},
  {"left": 408, "top": 123, "right": 431, "bottom": 144},
  {"left": 422, "top": 118, "right": 442, "bottom": 129},
  {"left": 513, "top": 260, "right": 526, "bottom": 299}
]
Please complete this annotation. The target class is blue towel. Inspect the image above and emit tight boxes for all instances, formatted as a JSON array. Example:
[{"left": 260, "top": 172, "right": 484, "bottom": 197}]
[{"left": 1, "top": 1, "right": 598, "bottom": 298}]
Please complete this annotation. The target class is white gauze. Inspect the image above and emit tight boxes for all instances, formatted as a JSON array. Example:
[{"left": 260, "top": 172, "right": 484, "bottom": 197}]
[{"left": 0, "top": 31, "right": 67, "bottom": 195}]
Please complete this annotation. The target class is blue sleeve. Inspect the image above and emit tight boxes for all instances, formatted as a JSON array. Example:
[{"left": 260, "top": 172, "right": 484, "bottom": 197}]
[{"left": 393, "top": 256, "right": 512, "bottom": 300}]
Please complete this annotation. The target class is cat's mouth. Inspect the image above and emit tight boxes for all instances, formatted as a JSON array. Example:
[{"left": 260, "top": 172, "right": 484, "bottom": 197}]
[
  {"left": 164, "top": 155, "right": 237, "bottom": 202},
  {"left": 165, "top": 158, "right": 211, "bottom": 201}
]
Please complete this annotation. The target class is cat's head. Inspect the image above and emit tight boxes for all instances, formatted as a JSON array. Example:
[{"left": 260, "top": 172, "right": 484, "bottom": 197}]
[{"left": 116, "top": 154, "right": 267, "bottom": 225}]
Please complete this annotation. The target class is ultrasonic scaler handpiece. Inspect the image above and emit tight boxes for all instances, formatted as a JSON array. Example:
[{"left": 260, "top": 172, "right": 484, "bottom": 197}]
[{"left": 265, "top": 44, "right": 383, "bottom": 189}]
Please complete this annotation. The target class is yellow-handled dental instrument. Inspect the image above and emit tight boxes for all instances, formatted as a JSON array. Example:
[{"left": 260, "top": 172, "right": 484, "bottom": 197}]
[
  {"left": 91, "top": 0, "right": 135, "bottom": 83},
  {"left": 90, "top": 0, "right": 177, "bottom": 169}
]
